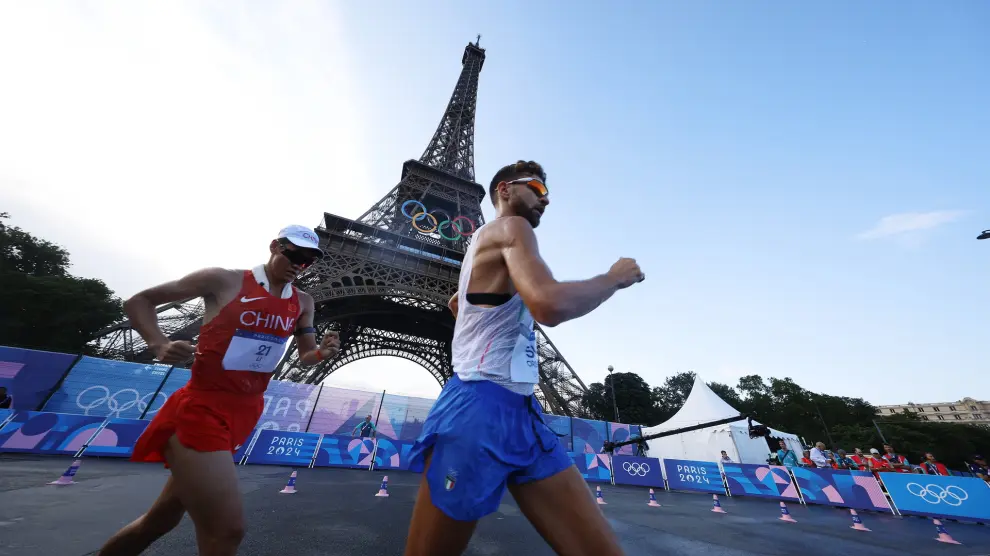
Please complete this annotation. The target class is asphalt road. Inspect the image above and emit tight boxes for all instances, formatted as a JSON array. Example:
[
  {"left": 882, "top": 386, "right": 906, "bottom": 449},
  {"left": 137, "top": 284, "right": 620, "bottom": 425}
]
[{"left": 2, "top": 454, "right": 989, "bottom": 555}]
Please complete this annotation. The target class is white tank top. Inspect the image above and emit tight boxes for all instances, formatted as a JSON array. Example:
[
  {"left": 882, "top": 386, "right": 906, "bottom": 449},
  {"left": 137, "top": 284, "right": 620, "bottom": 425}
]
[{"left": 452, "top": 225, "right": 539, "bottom": 395}]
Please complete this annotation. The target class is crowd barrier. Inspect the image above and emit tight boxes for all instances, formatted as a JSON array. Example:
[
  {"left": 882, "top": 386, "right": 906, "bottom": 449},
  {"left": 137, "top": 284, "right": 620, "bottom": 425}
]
[{"left": 6, "top": 346, "right": 986, "bottom": 523}]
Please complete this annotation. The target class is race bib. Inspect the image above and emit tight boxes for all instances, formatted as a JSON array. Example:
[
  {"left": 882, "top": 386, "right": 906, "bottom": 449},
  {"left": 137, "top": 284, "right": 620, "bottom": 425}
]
[
  {"left": 509, "top": 316, "right": 539, "bottom": 384},
  {"left": 222, "top": 330, "right": 288, "bottom": 373}
]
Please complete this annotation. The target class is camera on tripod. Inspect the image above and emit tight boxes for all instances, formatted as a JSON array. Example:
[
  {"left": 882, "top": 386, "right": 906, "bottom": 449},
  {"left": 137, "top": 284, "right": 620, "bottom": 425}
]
[{"left": 747, "top": 417, "right": 769, "bottom": 439}]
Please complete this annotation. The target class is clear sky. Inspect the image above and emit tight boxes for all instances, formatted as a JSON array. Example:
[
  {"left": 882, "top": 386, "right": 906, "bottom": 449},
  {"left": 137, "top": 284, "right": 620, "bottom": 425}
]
[{"left": 1, "top": 2, "right": 987, "bottom": 406}]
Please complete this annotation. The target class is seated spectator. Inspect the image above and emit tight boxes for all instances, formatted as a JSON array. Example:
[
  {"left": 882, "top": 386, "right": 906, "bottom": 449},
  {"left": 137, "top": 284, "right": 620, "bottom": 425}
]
[
  {"left": 719, "top": 450, "right": 733, "bottom": 463},
  {"left": 849, "top": 448, "right": 867, "bottom": 470},
  {"left": 882, "top": 444, "right": 911, "bottom": 473},
  {"left": 968, "top": 455, "right": 988, "bottom": 482},
  {"left": 833, "top": 450, "right": 860, "bottom": 470},
  {"left": 866, "top": 448, "right": 892, "bottom": 476},
  {"left": 776, "top": 440, "right": 798, "bottom": 467},
  {"left": 800, "top": 449, "right": 815, "bottom": 467},
  {"left": 921, "top": 453, "right": 948, "bottom": 476}
]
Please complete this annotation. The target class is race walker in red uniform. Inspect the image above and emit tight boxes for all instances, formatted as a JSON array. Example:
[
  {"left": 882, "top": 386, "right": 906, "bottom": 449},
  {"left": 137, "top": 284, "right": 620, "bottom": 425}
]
[{"left": 97, "top": 225, "right": 339, "bottom": 556}]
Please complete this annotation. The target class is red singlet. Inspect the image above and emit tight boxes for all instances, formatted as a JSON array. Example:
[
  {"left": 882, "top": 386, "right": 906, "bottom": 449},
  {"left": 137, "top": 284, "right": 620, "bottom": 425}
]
[{"left": 131, "top": 270, "right": 301, "bottom": 464}]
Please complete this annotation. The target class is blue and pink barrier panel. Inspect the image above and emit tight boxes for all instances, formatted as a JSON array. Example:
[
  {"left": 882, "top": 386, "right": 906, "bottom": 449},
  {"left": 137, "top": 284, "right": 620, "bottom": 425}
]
[{"left": 3, "top": 345, "right": 988, "bottom": 523}]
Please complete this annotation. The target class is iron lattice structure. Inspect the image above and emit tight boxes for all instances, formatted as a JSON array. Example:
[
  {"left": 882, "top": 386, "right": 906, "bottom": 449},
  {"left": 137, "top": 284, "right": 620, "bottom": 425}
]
[{"left": 89, "top": 39, "right": 590, "bottom": 416}]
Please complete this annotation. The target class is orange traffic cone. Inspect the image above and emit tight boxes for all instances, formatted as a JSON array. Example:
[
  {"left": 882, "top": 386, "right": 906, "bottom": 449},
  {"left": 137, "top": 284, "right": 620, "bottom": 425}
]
[
  {"left": 279, "top": 470, "right": 297, "bottom": 494},
  {"left": 848, "top": 509, "right": 870, "bottom": 531},
  {"left": 932, "top": 519, "right": 961, "bottom": 544},
  {"left": 778, "top": 501, "right": 797, "bottom": 522},
  {"left": 711, "top": 494, "right": 726, "bottom": 513},
  {"left": 647, "top": 488, "right": 661, "bottom": 507},
  {"left": 596, "top": 486, "right": 607, "bottom": 505}
]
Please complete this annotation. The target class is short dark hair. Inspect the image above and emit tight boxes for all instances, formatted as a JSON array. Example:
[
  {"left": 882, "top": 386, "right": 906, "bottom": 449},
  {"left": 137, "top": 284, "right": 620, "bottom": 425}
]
[{"left": 489, "top": 160, "right": 546, "bottom": 207}]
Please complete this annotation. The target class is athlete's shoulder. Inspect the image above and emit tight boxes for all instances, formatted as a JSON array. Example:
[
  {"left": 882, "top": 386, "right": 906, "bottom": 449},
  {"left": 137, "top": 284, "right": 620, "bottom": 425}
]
[
  {"left": 295, "top": 289, "right": 315, "bottom": 306},
  {"left": 488, "top": 216, "right": 537, "bottom": 245}
]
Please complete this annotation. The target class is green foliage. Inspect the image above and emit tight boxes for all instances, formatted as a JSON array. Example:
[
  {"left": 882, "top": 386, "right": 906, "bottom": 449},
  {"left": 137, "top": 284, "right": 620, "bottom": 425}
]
[
  {"left": 579, "top": 366, "right": 990, "bottom": 470},
  {"left": 582, "top": 372, "right": 657, "bottom": 425},
  {"left": 0, "top": 213, "right": 122, "bottom": 353}
]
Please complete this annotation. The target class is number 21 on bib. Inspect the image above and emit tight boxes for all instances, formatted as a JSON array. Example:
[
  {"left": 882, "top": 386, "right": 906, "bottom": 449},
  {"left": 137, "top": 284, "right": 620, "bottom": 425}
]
[{"left": 222, "top": 330, "right": 288, "bottom": 373}]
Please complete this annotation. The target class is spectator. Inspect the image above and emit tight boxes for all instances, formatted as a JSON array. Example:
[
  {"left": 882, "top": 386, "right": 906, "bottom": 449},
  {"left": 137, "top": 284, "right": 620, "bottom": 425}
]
[
  {"left": 719, "top": 450, "right": 733, "bottom": 463},
  {"left": 881, "top": 444, "right": 911, "bottom": 473},
  {"left": 833, "top": 450, "right": 860, "bottom": 470},
  {"left": 967, "top": 455, "right": 988, "bottom": 481},
  {"left": 850, "top": 448, "right": 867, "bottom": 469},
  {"left": 809, "top": 442, "right": 830, "bottom": 468},
  {"left": 866, "top": 448, "right": 892, "bottom": 476},
  {"left": 776, "top": 440, "right": 798, "bottom": 467},
  {"left": 0, "top": 386, "right": 11, "bottom": 409},
  {"left": 351, "top": 415, "right": 377, "bottom": 438},
  {"left": 921, "top": 453, "right": 948, "bottom": 476},
  {"left": 800, "top": 449, "right": 815, "bottom": 467}
]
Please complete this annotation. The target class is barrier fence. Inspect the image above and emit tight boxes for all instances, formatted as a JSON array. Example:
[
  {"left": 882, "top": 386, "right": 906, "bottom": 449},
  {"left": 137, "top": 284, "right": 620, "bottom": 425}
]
[{"left": 3, "top": 346, "right": 987, "bottom": 523}]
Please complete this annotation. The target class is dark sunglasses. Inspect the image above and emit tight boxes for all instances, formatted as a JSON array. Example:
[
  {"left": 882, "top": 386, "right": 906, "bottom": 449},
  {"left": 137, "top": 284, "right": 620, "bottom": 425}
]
[
  {"left": 278, "top": 243, "right": 319, "bottom": 268},
  {"left": 506, "top": 177, "right": 549, "bottom": 198}
]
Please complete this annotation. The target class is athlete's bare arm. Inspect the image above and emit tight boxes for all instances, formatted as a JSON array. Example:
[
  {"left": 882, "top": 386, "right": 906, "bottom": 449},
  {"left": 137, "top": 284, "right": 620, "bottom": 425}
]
[
  {"left": 448, "top": 292, "right": 458, "bottom": 317},
  {"left": 497, "top": 216, "right": 644, "bottom": 327},
  {"left": 124, "top": 267, "right": 242, "bottom": 364},
  {"left": 294, "top": 292, "right": 341, "bottom": 366}
]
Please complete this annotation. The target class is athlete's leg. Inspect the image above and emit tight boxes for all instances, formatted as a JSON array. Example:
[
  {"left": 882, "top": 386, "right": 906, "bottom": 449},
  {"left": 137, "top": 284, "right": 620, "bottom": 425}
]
[
  {"left": 162, "top": 435, "right": 245, "bottom": 556},
  {"left": 403, "top": 449, "right": 478, "bottom": 556},
  {"left": 509, "top": 466, "right": 624, "bottom": 556},
  {"left": 97, "top": 477, "right": 185, "bottom": 556}
]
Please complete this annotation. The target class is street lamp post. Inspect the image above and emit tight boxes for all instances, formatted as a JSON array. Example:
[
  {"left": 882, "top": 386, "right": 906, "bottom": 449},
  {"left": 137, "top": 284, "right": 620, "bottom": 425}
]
[{"left": 607, "top": 365, "right": 620, "bottom": 422}]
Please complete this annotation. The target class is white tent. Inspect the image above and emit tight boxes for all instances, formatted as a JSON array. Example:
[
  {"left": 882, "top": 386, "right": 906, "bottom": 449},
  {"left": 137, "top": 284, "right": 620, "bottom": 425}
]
[{"left": 641, "top": 375, "right": 803, "bottom": 465}]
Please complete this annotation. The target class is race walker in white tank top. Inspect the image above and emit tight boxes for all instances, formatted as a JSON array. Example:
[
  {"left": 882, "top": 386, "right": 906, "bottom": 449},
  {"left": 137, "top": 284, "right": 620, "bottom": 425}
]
[{"left": 451, "top": 224, "right": 539, "bottom": 395}]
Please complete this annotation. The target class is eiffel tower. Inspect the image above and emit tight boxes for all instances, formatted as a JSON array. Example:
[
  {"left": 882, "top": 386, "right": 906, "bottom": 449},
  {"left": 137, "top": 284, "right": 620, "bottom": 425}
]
[{"left": 90, "top": 39, "right": 590, "bottom": 416}]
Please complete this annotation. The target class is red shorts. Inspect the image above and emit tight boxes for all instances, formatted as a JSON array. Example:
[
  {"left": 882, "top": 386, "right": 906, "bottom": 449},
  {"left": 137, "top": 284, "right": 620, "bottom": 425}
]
[{"left": 131, "top": 386, "right": 263, "bottom": 467}]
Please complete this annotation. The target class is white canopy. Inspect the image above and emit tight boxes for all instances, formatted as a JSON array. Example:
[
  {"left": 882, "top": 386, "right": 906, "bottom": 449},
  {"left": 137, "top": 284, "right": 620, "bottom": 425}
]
[{"left": 641, "top": 375, "right": 802, "bottom": 465}]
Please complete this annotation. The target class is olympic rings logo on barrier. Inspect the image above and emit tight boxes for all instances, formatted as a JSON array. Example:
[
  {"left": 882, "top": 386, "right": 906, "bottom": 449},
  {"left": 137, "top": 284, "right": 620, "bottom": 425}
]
[
  {"left": 75, "top": 386, "right": 166, "bottom": 417},
  {"left": 622, "top": 462, "right": 651, "bottom": 476},
  {"left": 906, "top": 483, "right": 969, "bottom": 506},
  {"left": 401, "top": 200, "right": 476, "bottom": 241}
]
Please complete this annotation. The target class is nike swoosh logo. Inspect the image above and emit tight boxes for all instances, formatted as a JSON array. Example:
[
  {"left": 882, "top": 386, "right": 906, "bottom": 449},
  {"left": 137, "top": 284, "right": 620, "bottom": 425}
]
[{"left": 241, "top": 296, "right": 265, "bottom": 303}]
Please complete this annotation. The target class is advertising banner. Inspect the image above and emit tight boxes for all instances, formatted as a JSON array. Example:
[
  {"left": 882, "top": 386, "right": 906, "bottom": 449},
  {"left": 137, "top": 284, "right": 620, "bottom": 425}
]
[
  {"left": 43, "top": 357, "right": 172, "bottom": 419},
  {"left": 662, "top": 459, "right": 726, "bottom": 494},
  {"left": 571, "top": 452, "right": 613, "bottom": 483},
  {"left": 608, "top": 423, "right": 635, "bottom": 455},
  {"left": 790, "top": 467, "right": 891, "bottom": 513},
  {"left": 722, "top": 463, "right": 800, "bottom": 501},
  {"left": 244, "top": 429, "right": 320, "bottom": 467},
  {"left": 612, "top": 456, "right": 664, "bottom": 488},
  {"left": 81, "top": 418, "right": 151, "bottom": 457},
  {"left": 371, "top": 437, "right": 416, "bottom": 471},
  {"left": 0, "top": 411, "right": 105, "bottom": 455},
  {"left": 0, "top": 347, "right": 77, "bottom": 410},
  {"left": 881, "top": 473, "right": 990, "bottom": 522},
  {"left": 313, "top": 435, "right": 375, "bottom": 469},
  {"left": 256, "top": 380, "right": 320, "bottom": 432}
]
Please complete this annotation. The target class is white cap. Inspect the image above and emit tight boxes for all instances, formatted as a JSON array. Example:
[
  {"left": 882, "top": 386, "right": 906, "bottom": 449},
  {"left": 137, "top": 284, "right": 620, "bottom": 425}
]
[
  {"left": 870, "top": 448, "right": 880, "bottom": 454},
  {"left": 278, "top": 225, "right": 323, "bottom": 257}
]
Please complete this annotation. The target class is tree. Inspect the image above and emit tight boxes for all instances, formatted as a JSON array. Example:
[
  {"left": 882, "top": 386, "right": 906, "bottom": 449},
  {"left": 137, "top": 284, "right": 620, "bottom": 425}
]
[
  {"left": 581, "top": 371, "right": 656, "bottom": 425},
  {"left": 0, "top": 213, "right": 122, "bottom": 353}
]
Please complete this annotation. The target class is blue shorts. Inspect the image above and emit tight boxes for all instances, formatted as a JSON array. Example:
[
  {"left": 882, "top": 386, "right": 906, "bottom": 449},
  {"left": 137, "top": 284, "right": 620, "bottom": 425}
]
[{"left": 407, "top": 375, "right": 573, "bottom": 521}]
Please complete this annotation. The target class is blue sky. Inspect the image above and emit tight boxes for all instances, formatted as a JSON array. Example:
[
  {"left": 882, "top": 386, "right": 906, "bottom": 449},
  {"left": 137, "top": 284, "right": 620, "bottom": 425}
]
[{"left": 1, "top": 2, "right": 987, "bottom": 407}]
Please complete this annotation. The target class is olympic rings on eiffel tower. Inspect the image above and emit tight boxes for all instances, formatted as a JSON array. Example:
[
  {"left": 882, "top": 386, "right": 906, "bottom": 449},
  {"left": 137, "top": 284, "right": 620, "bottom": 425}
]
[{"left": 401, "top": 200, "right": 477, "bottom": 241}]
